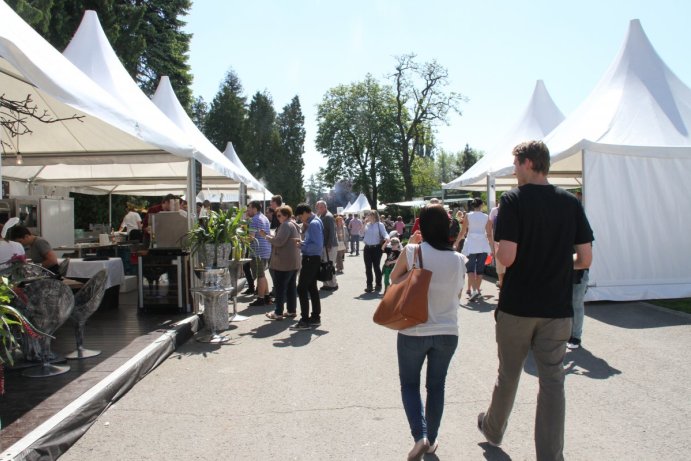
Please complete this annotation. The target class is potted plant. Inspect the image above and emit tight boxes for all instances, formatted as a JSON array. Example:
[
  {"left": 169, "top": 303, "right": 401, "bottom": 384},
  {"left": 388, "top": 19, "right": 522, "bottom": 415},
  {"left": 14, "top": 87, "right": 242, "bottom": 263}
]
[
  {"left": 187, "top": 207, "right": 253, "bottom": 268},
  {"left": 1, "top": 276, "right": 47, "bottom": 396}
]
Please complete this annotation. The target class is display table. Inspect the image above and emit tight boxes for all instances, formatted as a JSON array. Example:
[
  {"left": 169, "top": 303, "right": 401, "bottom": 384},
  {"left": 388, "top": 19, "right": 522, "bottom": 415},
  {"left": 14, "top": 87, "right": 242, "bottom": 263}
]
[{"left": 59, "top": 257, "right": 125, "bottom": 309}]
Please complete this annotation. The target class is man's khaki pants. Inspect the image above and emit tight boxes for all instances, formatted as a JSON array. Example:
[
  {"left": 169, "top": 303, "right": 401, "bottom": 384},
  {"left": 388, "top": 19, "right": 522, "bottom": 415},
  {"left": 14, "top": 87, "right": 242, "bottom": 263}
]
[{"left": 482, "top": 311, "right": 571, "bottom": 461}]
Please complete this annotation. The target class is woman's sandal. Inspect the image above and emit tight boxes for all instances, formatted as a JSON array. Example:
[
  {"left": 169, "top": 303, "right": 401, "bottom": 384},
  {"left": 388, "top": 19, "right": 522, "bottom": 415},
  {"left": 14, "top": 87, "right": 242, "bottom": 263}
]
[
  {"left": 283, "top": 312, "right": 297, "bottom": 318},
  {"left": 265, "top": 312, "right": 283, "bottom": 320}
]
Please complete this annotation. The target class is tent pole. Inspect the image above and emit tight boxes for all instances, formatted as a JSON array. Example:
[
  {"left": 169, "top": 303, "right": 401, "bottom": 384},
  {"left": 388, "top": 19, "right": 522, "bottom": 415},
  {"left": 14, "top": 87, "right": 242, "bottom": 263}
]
[
  {"left": 108, "top": 193, "right": 112, "bottom": 230},
  {"left": 486, "top": 174, "right": 496, "bottom": 210}
]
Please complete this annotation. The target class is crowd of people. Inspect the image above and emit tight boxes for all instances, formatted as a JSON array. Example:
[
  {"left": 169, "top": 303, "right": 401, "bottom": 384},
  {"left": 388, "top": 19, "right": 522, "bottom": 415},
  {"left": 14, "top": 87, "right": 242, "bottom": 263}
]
[{"left": 241, "top": 141, "right": 593, "bottom": 461}]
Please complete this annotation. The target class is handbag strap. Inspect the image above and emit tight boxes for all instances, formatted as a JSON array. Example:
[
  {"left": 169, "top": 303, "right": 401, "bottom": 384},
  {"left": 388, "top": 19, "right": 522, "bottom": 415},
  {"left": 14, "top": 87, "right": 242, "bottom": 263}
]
[{"left": 411, "top": 244, "right": 424, "bottom": 269}]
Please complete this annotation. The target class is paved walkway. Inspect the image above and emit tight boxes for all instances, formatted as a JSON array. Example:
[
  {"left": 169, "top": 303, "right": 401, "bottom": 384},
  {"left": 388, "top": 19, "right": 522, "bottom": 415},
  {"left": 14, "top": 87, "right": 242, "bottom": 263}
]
[{"left": 62, "top": 254, "right": 691, "bottom": 460}]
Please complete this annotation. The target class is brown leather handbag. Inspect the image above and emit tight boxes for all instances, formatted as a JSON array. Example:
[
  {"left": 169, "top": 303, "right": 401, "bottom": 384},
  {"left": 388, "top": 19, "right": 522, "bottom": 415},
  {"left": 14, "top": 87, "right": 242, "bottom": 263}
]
[{"left": 373, "top": 245, "right": 431, "bottom": 330}]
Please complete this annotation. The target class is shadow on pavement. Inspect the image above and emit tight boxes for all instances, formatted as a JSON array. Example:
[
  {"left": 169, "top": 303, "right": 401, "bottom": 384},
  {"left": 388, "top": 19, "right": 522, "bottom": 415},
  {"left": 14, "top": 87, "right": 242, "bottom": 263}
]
[
  {"left": 355, "top": 292, "right": 382, "bottom": 301},
  {"left": 563, "top": 347, "right": 622, "bottom": 379},
  {"left": 479, "top": 442, "right": 512, "bottom": 460},
  {"left": 460, "top": 296, "right": 496, "bottom": 313},
  {"left": 585, "top": 302, "right": 691, "bottom": 329},
  {"left": 273, "top": 328, "right": 329, "bottom": 348},
  {"left": 238, "top": 317, "right": 294, "bottom": 339},
  {"left": 523, "top": 348, "right": 622, "bottom": 380}
]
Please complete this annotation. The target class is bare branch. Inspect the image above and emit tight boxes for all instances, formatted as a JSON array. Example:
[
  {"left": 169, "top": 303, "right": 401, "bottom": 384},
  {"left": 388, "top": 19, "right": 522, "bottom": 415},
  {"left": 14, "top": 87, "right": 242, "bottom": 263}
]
[{"left": 1, "top": 94, "right": 85, "bottom": 152}]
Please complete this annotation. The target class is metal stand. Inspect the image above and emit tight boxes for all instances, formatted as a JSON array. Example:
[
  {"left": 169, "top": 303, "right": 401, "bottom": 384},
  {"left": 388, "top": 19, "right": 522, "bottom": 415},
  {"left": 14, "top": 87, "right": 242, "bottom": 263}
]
[
  {"left": 228, "top": 259, "right": 251, "bottom": 322},
  {"left": 193, "top": 267, "right": 231, "bottom": 344},
  {"left": 23, "top": 337, "right": 70, "bottom": 378}
]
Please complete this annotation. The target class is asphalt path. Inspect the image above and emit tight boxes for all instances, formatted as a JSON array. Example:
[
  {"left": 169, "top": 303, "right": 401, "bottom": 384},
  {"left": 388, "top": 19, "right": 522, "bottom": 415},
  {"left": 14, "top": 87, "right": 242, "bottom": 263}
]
[{"left": 63, "top": 253, "right": 691, "bottom": 460}]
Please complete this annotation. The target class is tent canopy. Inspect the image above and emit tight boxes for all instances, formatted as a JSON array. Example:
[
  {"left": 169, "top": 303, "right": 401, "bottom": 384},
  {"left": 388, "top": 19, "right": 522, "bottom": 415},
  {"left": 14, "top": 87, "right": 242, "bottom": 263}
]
[
  {"left": 443, "top": 80, "right": 566, "bottom": 191},
  {"left": 540, "top": 19, "right": 691, "bottom": 302},
  {"left": 1, "top": 3, "right": 196, "bottom": 167},
  {"left": 344, "top": 193, "right": 373, "bottom": 213}
]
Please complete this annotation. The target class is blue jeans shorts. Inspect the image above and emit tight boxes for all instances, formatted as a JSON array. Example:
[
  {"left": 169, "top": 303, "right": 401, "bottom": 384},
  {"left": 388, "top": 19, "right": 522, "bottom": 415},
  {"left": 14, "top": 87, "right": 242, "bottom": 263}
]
[{"left": 466, "top": 252, "right": 487, "bottom": 274}]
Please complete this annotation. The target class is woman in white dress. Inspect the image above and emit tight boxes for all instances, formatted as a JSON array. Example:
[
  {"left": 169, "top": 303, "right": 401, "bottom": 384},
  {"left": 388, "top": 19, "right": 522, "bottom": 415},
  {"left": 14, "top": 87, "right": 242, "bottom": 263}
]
[{"left": 461, "top": 198, "right": 493, "bottom": 301}]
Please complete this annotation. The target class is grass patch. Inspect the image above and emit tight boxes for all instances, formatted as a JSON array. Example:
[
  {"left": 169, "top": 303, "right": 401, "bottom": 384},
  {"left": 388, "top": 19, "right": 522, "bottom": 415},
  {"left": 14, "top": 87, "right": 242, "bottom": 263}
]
[{"left": 649, "top": 298, "right": 691, "bottom": 315}]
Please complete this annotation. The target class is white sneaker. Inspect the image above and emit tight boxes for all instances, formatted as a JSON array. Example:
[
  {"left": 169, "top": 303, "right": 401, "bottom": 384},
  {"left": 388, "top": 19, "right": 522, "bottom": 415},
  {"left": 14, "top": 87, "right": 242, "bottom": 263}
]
[{"left": 470, "top": 290, "right": 480, "bottom": 301}]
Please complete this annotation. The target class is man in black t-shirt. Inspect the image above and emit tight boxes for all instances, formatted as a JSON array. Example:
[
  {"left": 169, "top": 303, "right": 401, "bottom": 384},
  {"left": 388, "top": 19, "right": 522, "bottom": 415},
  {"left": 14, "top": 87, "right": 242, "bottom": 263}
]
[{"left": 477, "top": 141, "right": 594, "bottom": 461}]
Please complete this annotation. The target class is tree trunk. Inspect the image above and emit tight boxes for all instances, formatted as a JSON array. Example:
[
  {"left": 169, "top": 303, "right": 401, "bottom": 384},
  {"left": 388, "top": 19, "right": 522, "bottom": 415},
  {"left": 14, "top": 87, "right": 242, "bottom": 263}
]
[{"left": 401, "top": 143, "right": 414, "bottom": 200}]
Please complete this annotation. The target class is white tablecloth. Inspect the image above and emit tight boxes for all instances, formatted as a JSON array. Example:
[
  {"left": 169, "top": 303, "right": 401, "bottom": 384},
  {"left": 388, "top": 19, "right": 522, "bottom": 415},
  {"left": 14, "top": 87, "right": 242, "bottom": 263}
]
[{"left": 59, "top": 257, "right": 125, "bottom": 290}]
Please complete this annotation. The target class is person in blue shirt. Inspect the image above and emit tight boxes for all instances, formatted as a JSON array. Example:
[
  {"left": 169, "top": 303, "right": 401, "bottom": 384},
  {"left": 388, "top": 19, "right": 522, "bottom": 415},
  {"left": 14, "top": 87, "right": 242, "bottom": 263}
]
[
  {"left": 247, "top": 201, "right": 273, "bottom": 306},
  {"left": 293, "top": 203, "right": 324, "bottom": 330}
]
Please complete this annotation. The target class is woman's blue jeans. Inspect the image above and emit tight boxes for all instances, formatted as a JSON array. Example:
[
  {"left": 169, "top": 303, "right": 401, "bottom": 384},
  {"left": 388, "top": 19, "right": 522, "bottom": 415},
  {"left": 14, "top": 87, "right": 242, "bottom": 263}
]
[
  {"left": 273, "top": 269, "right": 297, "bottom": 315},
  {"left": 397, "top": 333, "right": 458, "bottom": 444}
]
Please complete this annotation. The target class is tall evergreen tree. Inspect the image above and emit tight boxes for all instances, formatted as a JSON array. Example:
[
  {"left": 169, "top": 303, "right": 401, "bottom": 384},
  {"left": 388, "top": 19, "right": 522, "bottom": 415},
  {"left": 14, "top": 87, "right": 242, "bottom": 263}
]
[
  {"left": 276, "top": 96, "right": 306, "bottom": 207},
  {"left": 245, "top": 91, "right": 282, "bottom": 193},
  {"left": 190, "top": 95, "right": 208, "bottom": 132},
  {"left": 204, "top": 70, "right": 247, "bottom": 155},
  {"left": 9, "top": 0, "right": 194, "bottom": 109}
]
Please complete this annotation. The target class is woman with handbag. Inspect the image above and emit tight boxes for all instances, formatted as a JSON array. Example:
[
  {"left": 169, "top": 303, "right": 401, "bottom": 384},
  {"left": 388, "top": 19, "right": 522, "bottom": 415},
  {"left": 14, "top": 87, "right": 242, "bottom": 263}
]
[
  {"left": 259, "top": 206, "right": 301, "bottom": 320},
  {"left": 388, "top": 204, "right": 466, "bottom": 460},
  {"left": 362, "top": 210, "right": 388, "bottom": 292}
]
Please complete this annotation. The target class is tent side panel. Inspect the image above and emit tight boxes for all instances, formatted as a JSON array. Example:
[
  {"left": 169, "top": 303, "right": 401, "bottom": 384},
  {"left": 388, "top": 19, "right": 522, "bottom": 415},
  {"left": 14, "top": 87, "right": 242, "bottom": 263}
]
[{"left": 585, "top": 150, "right": 691, "bottom": 301}]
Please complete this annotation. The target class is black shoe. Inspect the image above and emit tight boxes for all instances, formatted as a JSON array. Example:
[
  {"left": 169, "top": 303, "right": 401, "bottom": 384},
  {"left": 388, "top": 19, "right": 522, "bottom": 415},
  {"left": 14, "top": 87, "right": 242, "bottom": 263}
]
[
  {"left": 248, "top": 298, "right": 267, "bottom": 307},
  {"left": 264, "top": 296, "right": 274, "bottom": 304},
  {"left": 375, "top": 285, "right": 382, "bottom": 292},
  {"left": 309, "top": 318, "right": 321, "bottom": 327},
  {"left": 242, "top": 287, "right": 255, "bottom": 295},
  {"left": 365, "top": 286, "right": 373, "bottom": 293},
  {"left": 567, "top": 337, "right": 581, "bottom": 349},
  {"left": 291, "top": 320, "right": 311, "bottom": 330}
]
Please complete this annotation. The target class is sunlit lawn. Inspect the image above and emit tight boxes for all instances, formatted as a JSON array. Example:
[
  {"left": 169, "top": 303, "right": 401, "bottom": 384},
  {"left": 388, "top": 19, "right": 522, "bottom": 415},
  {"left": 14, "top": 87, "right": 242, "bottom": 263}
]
[{"left": 649, "top": 298, "right": 691, "bottom": 315}]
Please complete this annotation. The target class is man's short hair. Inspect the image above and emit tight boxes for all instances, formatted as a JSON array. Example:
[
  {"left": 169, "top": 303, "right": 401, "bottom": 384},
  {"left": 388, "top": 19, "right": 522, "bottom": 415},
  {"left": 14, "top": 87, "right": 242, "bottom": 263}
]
[
  {"left": 248, "top": 200, "right": 262, "bottom": 213},
  {"left": 271, "top": 195, "right": 283, "bottom": 206},
  {"left": 8, "top": 225, "right": 31, "bottom": 240},
  {"left": 295, "top": 203, "right": 312, "bottom": 215},
  {"left": 513, "top": 140, "right": 550, "bottom": 175},
  {"left": 164, "top": 193, "right": 176, "bottom": 202},
  {"left": 316, "top": 200, "right": 327, "bottom": 208}
]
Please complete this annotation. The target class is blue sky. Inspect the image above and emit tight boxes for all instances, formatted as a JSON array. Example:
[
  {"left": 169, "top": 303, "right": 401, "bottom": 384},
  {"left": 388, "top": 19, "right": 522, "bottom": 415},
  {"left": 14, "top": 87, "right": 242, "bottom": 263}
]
[{"left": 184, "top": 0, "right": 690, "bottom": 179}]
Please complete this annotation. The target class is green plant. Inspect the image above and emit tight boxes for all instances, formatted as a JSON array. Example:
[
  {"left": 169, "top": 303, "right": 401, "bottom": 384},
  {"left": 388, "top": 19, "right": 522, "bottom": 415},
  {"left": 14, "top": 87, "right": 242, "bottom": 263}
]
[{"left": 186, "top": 207, "right": 254, "bottom": 266}]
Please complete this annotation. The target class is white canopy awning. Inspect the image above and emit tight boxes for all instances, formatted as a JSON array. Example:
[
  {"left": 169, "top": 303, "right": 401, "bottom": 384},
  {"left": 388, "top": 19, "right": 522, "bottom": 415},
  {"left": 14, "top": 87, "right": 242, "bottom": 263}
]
[{"left": 0, "top": 3, "right": 197, "bottom": 169}]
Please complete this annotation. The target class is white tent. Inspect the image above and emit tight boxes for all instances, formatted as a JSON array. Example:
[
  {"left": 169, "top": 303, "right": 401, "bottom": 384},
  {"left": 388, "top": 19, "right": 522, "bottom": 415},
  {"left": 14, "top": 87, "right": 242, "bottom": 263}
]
[
  {"left": 221, "top": 142, "right": 270, "bottom": 195},
  {"left": 56, "top": 10, "right": 244, "bottom": 194},
  {"left": 344, "top": 193, "right": 372, "bottom": 213},
  {"left": 518, "top": 20, "right": 690, "bottom": 302},
  {"left": 443, "top": 80, "right": 566, "bottom": 192},
  {"left": 0, "top": 3, "right": 233, "bottom": 187}
]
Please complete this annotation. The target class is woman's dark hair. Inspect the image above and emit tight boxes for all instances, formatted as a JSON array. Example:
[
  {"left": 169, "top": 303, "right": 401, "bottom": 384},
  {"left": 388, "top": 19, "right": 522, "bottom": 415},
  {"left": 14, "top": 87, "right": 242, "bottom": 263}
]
[
  {"left": 419, "top": 205, "right": 452, "bottom": 251},
  {"left": 471, "top": 198, "right": 483, "bottom": 210}
]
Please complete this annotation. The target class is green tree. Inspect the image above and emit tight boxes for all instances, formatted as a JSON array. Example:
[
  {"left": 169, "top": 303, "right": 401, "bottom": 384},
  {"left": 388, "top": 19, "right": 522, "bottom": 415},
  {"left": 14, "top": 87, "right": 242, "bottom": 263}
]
[
  {"left": 190, "top": 95, "right": 208, "bottom": 132},
  {"left": 204, "top": 70, "right": 247, "bottom": 155},
  {"left": 304, "top": 173, "right": 328, "bottom": 206},
  {"left": 390, "top": 54, "right": 465, "bottom": 200},
  {"left": 276, "top": 96, "right": 306, "bottom": 207},
  {"left": 245, "top": 91, "right": 282, "bottom": 193},
  {"left": 411, "top": 156, "right": 438, "bottom": 198},
  {"left": 435, "top": 148, "right": 456, "bottom": 184},
  {"left": 9, "top": 0, "right": 194, "bottom": 109},
  {"left": 316, "top": 74, "right": 398, "bottom": 209},
  {"left": 454, "top": 144, "right": 483, "bottom": 176}
]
